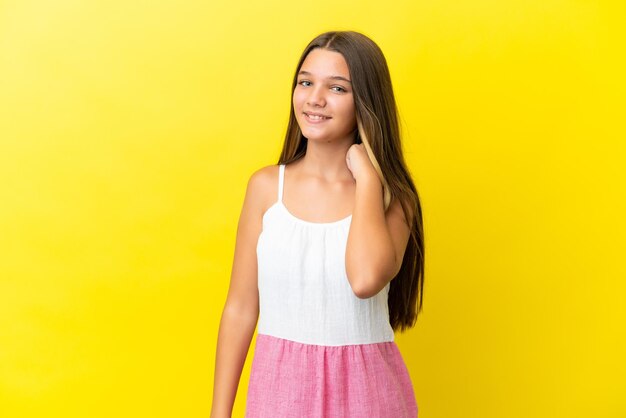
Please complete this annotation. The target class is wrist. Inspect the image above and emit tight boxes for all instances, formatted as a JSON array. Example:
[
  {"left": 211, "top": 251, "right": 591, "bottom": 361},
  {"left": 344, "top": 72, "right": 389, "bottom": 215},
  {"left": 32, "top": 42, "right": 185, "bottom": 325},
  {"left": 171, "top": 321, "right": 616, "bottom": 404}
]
[{"left": 356, "top": 171, "right": 382, "bottom": 190}]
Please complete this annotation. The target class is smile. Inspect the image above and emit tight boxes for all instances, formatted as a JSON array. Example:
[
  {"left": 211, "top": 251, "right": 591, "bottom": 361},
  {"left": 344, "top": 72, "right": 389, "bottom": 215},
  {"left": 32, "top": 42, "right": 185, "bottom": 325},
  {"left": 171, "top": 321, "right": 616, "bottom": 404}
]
[{"left": 304, "top": 112, "right": 331, "bottom": 122}]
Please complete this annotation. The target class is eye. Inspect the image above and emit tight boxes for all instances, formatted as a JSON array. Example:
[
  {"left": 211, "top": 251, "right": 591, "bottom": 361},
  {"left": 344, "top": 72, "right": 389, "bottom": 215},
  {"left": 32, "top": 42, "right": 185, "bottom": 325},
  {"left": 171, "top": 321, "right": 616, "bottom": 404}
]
[
  {"left": 331, "top": 86, "right": 347, "bottom": 93},
  {"left": 298, "top": 80, "right": 312, "bottom": 87}
]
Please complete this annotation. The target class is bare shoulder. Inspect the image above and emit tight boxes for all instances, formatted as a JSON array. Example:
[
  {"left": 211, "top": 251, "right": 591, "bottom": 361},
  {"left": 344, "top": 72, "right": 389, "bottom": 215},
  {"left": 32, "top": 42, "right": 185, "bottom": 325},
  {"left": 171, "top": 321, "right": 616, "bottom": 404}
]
[
  {"left": 387, "top": 195, "right": 414, "bottom": 227},
  {"left": 244, "top": 164, "right": 280, "bottom": 214}
]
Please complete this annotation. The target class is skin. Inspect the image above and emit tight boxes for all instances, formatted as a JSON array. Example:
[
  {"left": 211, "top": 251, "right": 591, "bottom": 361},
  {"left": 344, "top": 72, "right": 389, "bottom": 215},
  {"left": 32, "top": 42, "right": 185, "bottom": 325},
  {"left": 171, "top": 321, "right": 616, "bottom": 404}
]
[{"left": 210, "top": 48, "right": 412, "bottom": 418}]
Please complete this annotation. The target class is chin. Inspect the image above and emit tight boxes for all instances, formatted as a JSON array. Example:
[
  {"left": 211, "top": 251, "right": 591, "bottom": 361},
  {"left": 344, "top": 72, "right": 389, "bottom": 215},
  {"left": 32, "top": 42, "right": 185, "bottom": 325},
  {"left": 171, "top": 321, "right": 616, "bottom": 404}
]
[{"left": 302, "top": 134, "right": 326, "bottom": 142}]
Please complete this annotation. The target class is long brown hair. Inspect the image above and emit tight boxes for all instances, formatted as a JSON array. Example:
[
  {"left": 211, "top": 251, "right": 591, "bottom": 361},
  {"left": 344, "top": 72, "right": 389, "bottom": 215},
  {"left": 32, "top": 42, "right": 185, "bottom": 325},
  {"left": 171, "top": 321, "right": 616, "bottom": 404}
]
[{"left": 278, "top": 31, "right": 425, "bottom": 332}]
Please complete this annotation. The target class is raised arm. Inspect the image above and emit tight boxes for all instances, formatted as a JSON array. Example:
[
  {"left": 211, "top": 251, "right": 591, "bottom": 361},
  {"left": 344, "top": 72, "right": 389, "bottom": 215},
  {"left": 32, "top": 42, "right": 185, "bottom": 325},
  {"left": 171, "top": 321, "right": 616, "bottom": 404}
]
[
  {"left": 345, "top": 144, "right": 412, "bottom": 299},
  {"left": 210, "top": 167, "right": 272, "bottom": 418}
]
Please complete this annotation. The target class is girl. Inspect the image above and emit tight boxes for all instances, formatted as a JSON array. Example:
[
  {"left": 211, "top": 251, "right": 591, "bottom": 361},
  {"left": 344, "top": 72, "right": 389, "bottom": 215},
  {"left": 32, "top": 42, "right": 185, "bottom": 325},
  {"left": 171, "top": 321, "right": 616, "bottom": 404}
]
[{"left": 211, "top": 30, "right": 425, "bottom": 418}]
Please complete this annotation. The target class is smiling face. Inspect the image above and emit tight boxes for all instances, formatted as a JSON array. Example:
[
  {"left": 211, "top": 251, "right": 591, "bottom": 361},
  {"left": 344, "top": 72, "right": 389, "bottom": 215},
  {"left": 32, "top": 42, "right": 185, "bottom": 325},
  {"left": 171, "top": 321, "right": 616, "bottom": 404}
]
[{"left": 293, "top": 48, "right": 357, "bottom": 144}]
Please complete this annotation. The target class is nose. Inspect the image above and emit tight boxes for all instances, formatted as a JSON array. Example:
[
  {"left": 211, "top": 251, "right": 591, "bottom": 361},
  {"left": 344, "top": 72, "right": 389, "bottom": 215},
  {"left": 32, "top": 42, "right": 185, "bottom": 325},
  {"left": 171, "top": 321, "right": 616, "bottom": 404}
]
[{"left": 306, "top": 85, "right": 326, "bottom": 107}]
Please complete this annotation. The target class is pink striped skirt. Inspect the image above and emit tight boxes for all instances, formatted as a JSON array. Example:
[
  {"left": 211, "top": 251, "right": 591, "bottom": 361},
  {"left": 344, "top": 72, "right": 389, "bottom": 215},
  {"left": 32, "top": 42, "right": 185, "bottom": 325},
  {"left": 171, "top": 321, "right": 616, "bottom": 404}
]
[{"left": 245, "top": 334, "right": 418, "bottom": 418}]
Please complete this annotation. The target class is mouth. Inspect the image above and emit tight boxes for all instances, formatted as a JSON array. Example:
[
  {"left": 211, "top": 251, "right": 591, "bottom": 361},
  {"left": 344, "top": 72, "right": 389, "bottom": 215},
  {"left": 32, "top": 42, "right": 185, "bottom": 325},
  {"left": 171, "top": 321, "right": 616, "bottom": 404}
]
[{"left": 303, "top": 112, "right": 331, "bottom": 122}]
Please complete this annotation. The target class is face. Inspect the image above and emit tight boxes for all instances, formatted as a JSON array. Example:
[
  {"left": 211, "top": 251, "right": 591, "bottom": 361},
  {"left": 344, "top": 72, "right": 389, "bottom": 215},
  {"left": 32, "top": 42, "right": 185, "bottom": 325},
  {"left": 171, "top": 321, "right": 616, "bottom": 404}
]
[{"left": 293, "top": 48, "right": 357, "bottom": 144}]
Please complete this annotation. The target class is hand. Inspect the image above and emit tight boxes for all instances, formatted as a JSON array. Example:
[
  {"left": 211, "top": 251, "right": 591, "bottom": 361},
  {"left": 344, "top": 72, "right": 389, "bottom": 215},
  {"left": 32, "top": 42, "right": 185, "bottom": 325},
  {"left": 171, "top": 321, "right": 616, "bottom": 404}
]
[{"left": 346, "top": 143, "right": 379, "bottom": 184}]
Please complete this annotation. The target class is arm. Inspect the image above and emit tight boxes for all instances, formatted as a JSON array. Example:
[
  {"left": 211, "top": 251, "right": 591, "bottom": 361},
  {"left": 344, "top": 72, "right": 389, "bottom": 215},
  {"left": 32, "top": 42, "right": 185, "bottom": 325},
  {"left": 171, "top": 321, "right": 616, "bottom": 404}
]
[
  {"left": 210, "top": 169, "right": 268, "bottom": 418},
  {"left": 345, "top": 145, "right": 412, "bottom": 299}
]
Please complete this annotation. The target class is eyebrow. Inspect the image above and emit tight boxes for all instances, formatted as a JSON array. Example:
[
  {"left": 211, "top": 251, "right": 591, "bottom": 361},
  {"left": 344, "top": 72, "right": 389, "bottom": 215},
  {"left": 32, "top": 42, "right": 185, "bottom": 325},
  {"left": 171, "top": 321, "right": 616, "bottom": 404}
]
[{"left": 298, "top": 70, "right": 351, "bottom": 84}]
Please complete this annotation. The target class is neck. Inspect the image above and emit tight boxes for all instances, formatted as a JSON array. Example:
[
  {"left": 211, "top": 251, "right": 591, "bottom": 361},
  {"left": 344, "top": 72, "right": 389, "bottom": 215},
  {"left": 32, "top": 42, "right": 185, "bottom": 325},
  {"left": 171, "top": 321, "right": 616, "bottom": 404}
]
[{"left": 298, "top": 135, "right": 355, "bottom": 181}]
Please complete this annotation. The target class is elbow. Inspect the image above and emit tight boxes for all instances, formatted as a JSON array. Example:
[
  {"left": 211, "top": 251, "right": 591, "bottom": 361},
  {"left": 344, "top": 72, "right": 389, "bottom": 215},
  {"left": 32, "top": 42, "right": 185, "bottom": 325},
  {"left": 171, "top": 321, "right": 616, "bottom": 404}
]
[
  {"left": 346, "top": 260, "right": 397, "bottom": 299},
  {"left": 348, "top": 274, "right": 387, "bottom": 299},
  {"left": 345, "top": 241, "right": 401, "bottom": 299},
  {"left": 223, "top": 294, "right": 260, "bottom": 322},
  {"left": 352, "top": 285, "right": 378, "bottom": 299}
]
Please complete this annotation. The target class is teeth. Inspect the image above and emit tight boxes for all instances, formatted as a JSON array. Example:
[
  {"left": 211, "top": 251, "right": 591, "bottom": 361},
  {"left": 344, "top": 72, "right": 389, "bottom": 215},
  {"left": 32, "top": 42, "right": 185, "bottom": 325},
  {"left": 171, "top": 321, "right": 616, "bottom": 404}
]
[{"left": 306, "top": 113, "right": 327, "bottom": 120}]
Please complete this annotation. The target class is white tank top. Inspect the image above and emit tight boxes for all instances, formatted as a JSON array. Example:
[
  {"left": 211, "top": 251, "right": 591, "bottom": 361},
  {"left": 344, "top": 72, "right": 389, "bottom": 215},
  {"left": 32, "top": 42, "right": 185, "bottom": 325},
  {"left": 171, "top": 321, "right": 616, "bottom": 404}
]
[{"left": 256, "top": 164, "right": 395, "bottom": 346}]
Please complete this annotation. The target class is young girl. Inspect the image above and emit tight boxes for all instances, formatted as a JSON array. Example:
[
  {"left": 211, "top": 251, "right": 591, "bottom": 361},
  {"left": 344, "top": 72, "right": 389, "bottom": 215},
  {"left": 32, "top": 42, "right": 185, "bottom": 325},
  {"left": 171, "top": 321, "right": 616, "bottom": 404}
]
[{"left": 211, "top": 31, "right": 425, "bottom": 418}]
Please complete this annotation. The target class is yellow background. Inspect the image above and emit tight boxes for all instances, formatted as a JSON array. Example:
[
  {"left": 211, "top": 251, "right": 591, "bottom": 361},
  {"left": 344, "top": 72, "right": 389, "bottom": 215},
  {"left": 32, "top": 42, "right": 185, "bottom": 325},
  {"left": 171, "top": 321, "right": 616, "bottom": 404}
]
[{"left": 1, "top": 0, "right": 624, "bottom": 417}]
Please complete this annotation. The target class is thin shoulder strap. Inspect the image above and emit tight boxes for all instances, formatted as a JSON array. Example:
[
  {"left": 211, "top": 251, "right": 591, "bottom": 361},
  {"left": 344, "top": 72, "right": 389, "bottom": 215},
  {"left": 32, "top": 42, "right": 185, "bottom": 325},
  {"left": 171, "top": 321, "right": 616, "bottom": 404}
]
[{"left": 277, "top": 164, "right": 285, "bottom": 202}]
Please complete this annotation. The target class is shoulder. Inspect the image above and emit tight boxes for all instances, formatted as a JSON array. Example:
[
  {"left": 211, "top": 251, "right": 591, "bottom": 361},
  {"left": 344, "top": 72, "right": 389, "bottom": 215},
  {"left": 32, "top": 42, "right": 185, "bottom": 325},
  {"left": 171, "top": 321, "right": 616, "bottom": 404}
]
[
  {"left": 248, "top": 164, "right": 279, "bottom": 186},
  {"left": 247, "top": 164, "right": 279, "bottom": 197},
  {"left": 244, "top": 164, "right": 280, "bottom": 213},
  {"left": 388, "top": 194, "right": 414, "bottom": 228}
]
